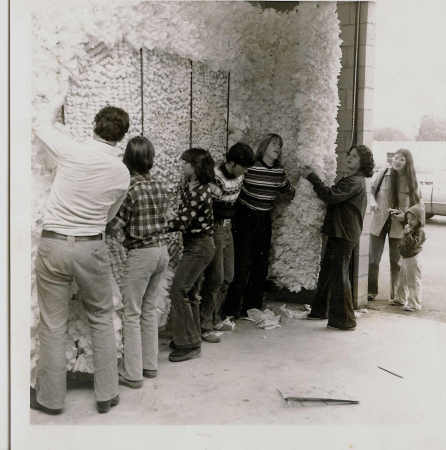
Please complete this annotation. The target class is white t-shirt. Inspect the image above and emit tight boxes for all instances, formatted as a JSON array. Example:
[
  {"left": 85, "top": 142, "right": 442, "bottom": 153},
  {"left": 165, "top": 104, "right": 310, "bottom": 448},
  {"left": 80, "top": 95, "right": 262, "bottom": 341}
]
[{"left": 35, "top": 123, "right": 130, "bottom": 236}]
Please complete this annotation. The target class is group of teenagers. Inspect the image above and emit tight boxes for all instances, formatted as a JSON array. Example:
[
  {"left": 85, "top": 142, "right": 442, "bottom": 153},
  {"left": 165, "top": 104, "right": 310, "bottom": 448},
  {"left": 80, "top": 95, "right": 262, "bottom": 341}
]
[{"left": 31, "top": 104, "right": 426, "bottom": 416}]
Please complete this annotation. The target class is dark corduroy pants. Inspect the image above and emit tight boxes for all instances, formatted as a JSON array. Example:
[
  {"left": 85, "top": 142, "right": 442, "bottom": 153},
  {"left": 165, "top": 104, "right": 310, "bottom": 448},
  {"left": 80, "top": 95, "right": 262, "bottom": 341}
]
[{"left": 310, "top": 237, "right": 357, "bottom": 329}]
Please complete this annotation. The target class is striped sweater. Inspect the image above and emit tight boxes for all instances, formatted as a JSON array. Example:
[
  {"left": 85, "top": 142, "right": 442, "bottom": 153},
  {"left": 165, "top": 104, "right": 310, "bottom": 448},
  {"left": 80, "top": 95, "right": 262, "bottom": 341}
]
[
  {"left": 209, "top": 163, "right": 244, "bottom": 220},
  {"left": 238, "top": 161, "right": 294, "bottom": 212}
]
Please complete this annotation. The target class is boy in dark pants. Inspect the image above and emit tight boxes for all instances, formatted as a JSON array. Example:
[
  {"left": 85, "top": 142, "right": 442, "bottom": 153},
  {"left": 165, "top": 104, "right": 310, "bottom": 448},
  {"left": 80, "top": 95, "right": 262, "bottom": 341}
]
[
  {"left": 223, "top": 134, "right": 295, "bottom": 319},
  {"left": 199, "top": 143, "right": 254, "bottom": 342}
]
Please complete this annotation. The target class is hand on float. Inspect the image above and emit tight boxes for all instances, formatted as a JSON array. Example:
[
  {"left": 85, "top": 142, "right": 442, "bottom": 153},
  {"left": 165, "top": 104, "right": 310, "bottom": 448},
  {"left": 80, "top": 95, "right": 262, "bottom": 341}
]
[
  {"left": 299, "top": 165, "right": 313, "bottom": 178},
  {"left": 35, "top": 94, "right": 66, "bottom": 128}
]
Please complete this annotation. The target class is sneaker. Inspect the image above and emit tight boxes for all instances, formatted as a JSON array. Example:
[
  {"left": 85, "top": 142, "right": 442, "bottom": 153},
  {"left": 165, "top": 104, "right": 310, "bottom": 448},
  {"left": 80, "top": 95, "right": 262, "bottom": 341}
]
[
  {"left": 389, "top": 300, "right": 405, "bottom": 306},
  {"left": 403, "top": 306, "right": 416, "bottom": 312},
  {"left": 201, "top": 331, "right": 221, "bottom": 343},
  {"left": 96, "top": 394, "right": 120, "bottom": 414},
  {"left": 169, "top": 347, "right": 201, "bottom": 362},
  {"left": 119, "top": 374, "right": 143, "bottom": 389},
  {"left": 214, "top": 320, "right": 234, "bottom": 331},
  {"left": 30, "top": 387, "right": 63, "bottom": 415},
  {"left": 143, "top": 369, "right": 158, "bottom": 379}
]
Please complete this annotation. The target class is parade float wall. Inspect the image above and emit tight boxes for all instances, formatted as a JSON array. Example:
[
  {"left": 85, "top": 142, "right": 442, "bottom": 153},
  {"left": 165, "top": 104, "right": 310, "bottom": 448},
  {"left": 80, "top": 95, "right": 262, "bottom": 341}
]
[{"left": 31, "top": 0, "right": 341, "bottom": 379}]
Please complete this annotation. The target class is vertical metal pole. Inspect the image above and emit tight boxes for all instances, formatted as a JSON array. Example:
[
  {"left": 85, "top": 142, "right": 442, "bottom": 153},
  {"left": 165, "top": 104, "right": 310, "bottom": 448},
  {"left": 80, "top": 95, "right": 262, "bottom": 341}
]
[
  {"left": 140, "top": 48, "right": 144, "bottom": 136},
  {"left": 189, "top": 60, "right": 193, "bottom": 148},
  {"left": 350, "top": 2, "right": 362, "bottom": 307},
  {"left": 350, "top": 1, "right": 361, "bottom": 148},
  {"left": 226, "top": 72, "right": 230, "bottom": 153}
]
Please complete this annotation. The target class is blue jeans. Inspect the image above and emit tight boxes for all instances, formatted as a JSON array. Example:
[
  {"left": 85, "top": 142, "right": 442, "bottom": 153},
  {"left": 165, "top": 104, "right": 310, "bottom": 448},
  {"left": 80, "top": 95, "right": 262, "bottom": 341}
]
[
  {"left": 171, "top": 234, "right": 215, "bottom": 349},
  {"left": 119, "top": 246, "right": 169, "bottom": 381},
  {"left": 35, "top": 236, "right": 118, "bottom": 409},
  {"left": 200, "top": 222, "right": 234, "bottom": 331}
]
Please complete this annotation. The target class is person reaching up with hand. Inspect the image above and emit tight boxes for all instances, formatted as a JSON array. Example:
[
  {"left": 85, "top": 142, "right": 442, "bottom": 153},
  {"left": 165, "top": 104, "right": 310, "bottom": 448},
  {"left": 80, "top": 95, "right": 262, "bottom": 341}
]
[{"left": 301, "top": 145, "right": 374, "bottom": 330}]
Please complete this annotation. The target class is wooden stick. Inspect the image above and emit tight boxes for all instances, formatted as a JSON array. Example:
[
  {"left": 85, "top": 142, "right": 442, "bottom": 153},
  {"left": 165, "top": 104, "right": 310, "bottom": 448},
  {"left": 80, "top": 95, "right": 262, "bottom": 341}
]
[
  {"left": 277, "top": 389, "right": 359, "bottom": 405},
  {"left": 378, "top": 366, "right": 404, "bottom": 379}
]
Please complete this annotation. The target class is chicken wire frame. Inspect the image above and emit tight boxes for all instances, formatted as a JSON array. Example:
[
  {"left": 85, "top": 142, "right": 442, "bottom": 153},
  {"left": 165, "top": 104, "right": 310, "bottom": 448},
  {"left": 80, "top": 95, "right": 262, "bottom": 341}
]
[
  {"left": 138, "top": 46, "right": 231, "bottom": 156},
  {"left": 63, "top": 42, "right": 231, "bottom": 159},
  {"left": 54, "top": 43, "right": 232, "bottom": 372}
]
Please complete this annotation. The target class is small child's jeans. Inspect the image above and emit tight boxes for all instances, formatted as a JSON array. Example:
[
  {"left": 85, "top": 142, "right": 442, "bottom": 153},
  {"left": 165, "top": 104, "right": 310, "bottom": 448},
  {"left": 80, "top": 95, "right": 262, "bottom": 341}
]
[{"left": 396, "top": 255, "right": 422, "bottom": 310}]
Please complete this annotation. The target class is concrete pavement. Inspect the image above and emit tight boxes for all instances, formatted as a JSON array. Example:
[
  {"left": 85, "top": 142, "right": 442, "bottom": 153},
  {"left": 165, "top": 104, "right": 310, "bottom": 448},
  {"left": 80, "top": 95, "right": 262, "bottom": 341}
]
[
  {"left": 30, "top": 304, "right": 446, "bottom": 427},
  {"left": 29, "top": 217, "right": 446, "bottom": 448}
]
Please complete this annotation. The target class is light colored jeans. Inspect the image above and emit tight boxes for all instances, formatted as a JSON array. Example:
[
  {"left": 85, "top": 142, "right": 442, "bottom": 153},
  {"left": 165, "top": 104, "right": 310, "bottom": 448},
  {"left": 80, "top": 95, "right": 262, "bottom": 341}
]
[
  {"left": 368, "top": 222, "right": 402, "bottom": 299},
  {"left": 119, "top": 246, "right": 169, "bottom": 380},
  {"left": 35, "top": 236, "right": 118, "bottom": 409},
  {"left": 396, "top": 255, "right": 422, "bottom": 310}
]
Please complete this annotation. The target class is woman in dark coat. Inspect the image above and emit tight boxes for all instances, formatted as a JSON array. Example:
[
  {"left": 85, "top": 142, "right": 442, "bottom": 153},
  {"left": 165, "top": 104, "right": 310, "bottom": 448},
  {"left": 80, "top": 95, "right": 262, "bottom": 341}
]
[{"left": 301, "top": 145, "right": 374, "bottom": 330}]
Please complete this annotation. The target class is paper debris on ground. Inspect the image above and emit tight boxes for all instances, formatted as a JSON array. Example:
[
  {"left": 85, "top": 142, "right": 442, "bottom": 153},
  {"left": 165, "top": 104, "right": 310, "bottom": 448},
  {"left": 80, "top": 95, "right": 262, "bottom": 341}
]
[
  {"left": 246, "top": 308, "right": 281, "bottom": 329},
  {"left": 279, "top": 304, "right": 309, "bottom": 320}
]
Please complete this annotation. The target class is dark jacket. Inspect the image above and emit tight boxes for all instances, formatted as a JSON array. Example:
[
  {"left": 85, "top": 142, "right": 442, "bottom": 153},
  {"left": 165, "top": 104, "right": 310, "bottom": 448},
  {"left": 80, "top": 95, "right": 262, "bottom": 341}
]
[
  {"left": 399, "top": 204, "right": 426, "bottom": 258},
  {"left": 307, "top": 173, "right": 367, "bottom": 243}
]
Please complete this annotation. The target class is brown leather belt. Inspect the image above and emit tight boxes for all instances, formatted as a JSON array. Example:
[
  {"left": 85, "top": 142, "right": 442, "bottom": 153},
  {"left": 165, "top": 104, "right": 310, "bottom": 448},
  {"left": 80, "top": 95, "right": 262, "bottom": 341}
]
[{"left": 42, "top": 230, "right": 103, "bottom": 241}]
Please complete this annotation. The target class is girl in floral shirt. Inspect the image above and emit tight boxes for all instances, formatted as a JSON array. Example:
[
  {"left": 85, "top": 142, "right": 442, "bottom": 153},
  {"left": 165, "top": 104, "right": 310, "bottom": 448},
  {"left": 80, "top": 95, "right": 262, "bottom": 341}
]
[{"left": 168, "top": 148, "right": 216, "bottom": 362}]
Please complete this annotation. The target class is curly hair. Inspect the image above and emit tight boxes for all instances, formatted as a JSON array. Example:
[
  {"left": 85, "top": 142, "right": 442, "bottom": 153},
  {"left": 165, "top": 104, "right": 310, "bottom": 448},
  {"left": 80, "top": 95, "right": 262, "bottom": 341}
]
[
  {"left": 123, "top": 136, "right": 155, "bottom": 175},
  {"left": 94, "top": 106, "right": 130, "bottom": 142},
  {"left": 349, "top": 144, "right": 374, "bottom": 178},
  {"left": 181, "top": 148, "right": 215, "bottom": 184}
]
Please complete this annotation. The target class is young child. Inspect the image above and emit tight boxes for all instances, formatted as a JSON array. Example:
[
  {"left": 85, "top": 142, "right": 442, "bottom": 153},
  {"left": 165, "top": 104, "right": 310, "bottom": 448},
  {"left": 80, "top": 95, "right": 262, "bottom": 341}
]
[
  {"left": 394, "top": 204, "right": 426, "bottom": 311},
  {"left": 168, "top": 148, "right": 216, "bottom": 362},
  {"left": 108, "top": 136, "right": 170, "bottom": 388},
  {"left": 199, "top": 142, "right": 255, "bottom": 343}
]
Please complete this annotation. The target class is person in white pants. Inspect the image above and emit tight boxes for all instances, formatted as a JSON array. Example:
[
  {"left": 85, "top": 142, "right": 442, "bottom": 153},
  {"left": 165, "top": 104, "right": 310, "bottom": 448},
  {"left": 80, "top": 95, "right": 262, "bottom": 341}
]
[{"left": 393, "top": 204, "right": 426, "bottom": 312}]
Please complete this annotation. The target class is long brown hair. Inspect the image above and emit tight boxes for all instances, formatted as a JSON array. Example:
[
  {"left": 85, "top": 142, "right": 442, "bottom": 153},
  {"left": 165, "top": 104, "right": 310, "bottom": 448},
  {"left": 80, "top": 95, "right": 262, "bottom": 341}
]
[
  {"left": 256, "top": 133, "right": 283, "bottom": 168},
  {"left": 181, "top": 147, "right": 215, "bottom": 184},
  {"left": 390, "top": 148, "right": 419, "bottom": 208}
]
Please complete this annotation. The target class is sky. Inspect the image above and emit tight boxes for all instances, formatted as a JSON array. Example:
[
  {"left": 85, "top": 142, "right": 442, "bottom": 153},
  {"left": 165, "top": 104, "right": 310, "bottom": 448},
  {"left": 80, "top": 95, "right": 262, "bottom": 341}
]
[{"left": 374, "top": 0, "right": 446, "bottom": 139}]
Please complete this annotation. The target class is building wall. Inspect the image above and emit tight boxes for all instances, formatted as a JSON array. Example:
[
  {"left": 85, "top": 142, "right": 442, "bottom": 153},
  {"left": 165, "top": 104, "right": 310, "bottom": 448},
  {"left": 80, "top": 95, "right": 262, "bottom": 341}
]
[{"left": 336, "top": 2, "right": 376, "bottom": 307}]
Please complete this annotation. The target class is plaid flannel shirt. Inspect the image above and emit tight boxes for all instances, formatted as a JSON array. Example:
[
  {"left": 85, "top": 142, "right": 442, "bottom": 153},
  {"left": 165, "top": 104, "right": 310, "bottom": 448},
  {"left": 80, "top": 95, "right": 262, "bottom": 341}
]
[{"left": 108, "top": 173, "right": 169, "bottom": 249}]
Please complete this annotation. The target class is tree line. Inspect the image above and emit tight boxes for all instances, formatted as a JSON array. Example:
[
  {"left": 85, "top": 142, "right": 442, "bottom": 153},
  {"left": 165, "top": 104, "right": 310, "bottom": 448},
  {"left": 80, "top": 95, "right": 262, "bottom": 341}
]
[{"left": 375, "top": 115, "right": 446, "bottom": 141}]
